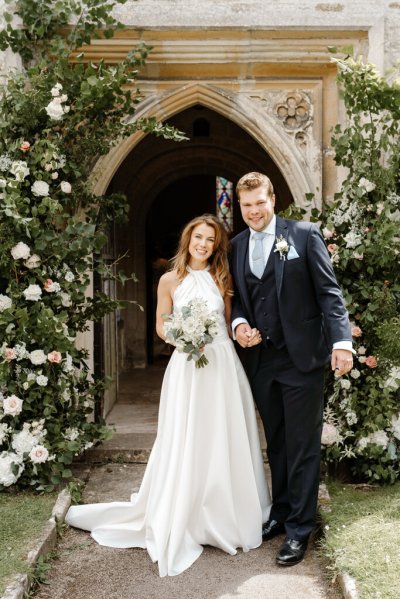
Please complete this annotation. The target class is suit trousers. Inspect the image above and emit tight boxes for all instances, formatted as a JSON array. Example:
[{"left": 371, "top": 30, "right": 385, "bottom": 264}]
[{"left": 250, "top": 344, "right": 325, "bottom": 541}]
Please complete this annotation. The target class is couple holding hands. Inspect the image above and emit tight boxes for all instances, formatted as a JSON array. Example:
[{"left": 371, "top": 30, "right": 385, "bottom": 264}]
[{"left": 66, "top": 172, "right": 353, "bottom": 577}]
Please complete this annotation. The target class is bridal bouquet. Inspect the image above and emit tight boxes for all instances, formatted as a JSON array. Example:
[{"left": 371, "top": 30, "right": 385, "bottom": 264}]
[{"left": 163, "top": 298, "right": 219, "bottom": 368}]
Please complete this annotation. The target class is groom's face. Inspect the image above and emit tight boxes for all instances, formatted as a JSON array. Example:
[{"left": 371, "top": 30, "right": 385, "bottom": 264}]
[{"left": 238, "top": 186, "right": 276, "bottom": 232}]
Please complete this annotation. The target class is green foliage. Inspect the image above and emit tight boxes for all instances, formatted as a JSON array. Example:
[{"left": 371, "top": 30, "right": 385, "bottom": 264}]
[
  {"left": 0, "top": 0, "right": 184, "bottom": 490},
  {"left": 319, "top": 58, "right": 400, "bottom": 484}
]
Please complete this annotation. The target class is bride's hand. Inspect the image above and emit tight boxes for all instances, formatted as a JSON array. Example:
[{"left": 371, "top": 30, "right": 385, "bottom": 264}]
[{"left": 247, "top": 328, "right": 262, "bottom": 347}]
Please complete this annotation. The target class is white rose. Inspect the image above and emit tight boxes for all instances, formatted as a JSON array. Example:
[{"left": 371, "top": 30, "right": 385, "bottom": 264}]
[
  {"left": 0, "top": 451, "right": 24, "bottom": 486},
  {"left": 51, "top": 83, "right": 62, "bottom": 97},
  {"left": 3, "top": 395, "right": 23, "bottom": 416},
  {"left": 10, "top": 160, "right": 30, "bottom": 181},
  {"left": 24, "top": 254, "right": 41, "bottom": 269},
  {"left": 36, "top": 375, "right": 48, "bottom": 387},
  {"left": 359, "top": 177, "right": 376, "bottom": 193},
  {"left": 51, "top": 171, "right": 59, "bottom": 180},
  {"left": 350, "top": 368, "right": 361, "bottom": 379},
  {"left": 60, "top": 94, "right": 68, "bottom": 103},
  {"left": 340, "top": 379, "right": 351, "bottom": 390},
  {"left": 65, "top": 271, "right": 75, "bottom": 282},
  {"left": 30, "top": 349, "right": 47, "bottom": 365},
  {"left": 60, "top": 292, "right": 72, "bottom": 307},
  {"left": 60, "top": 181, "right": 72, "bottom": 194},
  {"left": 358, "top": 346, "right": 366, "bottom": 355},
  {"left": 11, "top": 241, "right": 31, "bottom": 260},
  {"left": 12, "top": 429, "right": 37, "bottom": 455},
  {"left": 29, "top": 445, "right": 49, "bottom": 464},
  {"left": 0, "top": 294, "right": 12, "bottom": 312},
  {"left": 45, "top": 98, "right": 64, "bottom": 121},
  {"left": 23, "top": 284, "right": 42, "bottom": 302},
  {"left": 31, "top": 180, "right": 50, "bottom": 197}
]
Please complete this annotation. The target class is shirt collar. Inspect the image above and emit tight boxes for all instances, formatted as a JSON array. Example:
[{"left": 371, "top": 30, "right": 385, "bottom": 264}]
[{"left": 250, "top": 214, "right": 276, "bottom": 239}]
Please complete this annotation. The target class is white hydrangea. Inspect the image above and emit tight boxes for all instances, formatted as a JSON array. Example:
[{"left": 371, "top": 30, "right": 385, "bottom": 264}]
[
  {"left": 358, "top": 430, "right": 389, "bottom": 451},
  {"left": 11, "top": 241, "right": 30, "bottom": 260},
  {"left": 390, "top": 413, "right": 400, "bottom": 441},
  {"left": 31, "top": 180, "right": 50, "bottom": 197},
  {"left": 29, "top": 350, "right": 47, "bottom": 365},
  {"left": 11, "top": 428, "right": 37, "bottom": 455},
  {"left": 14, "top": 343, "right": 29, "bottom": 361},
  {"left": 344, "top": 230, "right": 363, "bottom": 249},
  {"left": 359, "top": 177, "right": 376, "bottom": 193},
  {"left": 36, "top": 375, "right": 48, "bottom": 387},
  {"left": 63, "top": 427, "right": 80, "bottom": 441},
  {"left": 345, "top": 410, "right": 358, "bottom": 426},
  {"left": 0, "top": 451, "right": 24, "bottom": 486},
  {"left": 23, "top": 284, "right": 42, "bottom": 302},
  {"left": 321, "top": 422, "right": 341, "bottom": 446},
  {"left": 10, "top": 160, "right": 30, "bottom": 181},
  {"left": 0, "top": 294, "right": 12, "bottom": 312},
  {"left": 0, "top": 155, "right": 12, "bottom": 172},
  {"left": 45, "top": 98, "right": 65, "bottom": 121},
  {"left": 0, "top": 423, "right": 10, "bottom": 444}
]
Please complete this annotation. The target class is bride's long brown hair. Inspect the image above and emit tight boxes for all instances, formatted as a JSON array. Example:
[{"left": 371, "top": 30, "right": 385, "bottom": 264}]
[{"left": 170, "top": 214, "right": 232, "bottom": 296}]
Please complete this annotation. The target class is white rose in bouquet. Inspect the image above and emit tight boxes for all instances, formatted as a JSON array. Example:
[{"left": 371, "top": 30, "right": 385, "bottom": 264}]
[
  {"left": 60, "top": 181, "right": 72, "bottom": 194},
  {"left": 45, "top": 98, "right": 64, "bottom": 121},
  {"left": 321, "top": 422, "right": 341, "bottom": 446}
]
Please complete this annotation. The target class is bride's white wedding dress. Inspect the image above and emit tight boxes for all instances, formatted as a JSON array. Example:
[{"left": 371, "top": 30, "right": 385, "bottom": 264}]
[{"left": 66, "top": 266, "right": 271, "bottom": 577}]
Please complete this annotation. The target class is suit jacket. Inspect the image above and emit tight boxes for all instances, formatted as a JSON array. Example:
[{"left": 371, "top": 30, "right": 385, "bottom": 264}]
[{"left": 231, "top": 215, "right": 352, "bottom": 373}]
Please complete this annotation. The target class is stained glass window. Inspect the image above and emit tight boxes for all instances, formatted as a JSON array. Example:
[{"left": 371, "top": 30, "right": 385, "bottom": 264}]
[{"left": 216, "top": 176, "right": 233, "bottom": 232}]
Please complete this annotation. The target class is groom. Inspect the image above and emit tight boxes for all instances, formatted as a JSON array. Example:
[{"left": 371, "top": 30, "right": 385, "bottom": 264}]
[{"left": 231, "top": 172, "right": 353, "bottom": 566}]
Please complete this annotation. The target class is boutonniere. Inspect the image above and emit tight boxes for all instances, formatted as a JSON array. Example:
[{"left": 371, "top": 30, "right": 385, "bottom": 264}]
[{"left": 274, "top": 235, "right": 289, "bottom": 260}]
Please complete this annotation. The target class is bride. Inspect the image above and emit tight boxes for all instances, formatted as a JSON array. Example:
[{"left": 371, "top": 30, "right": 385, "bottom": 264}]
[{"left": 66, "top": 214, "right": 271, "bottom": 577}]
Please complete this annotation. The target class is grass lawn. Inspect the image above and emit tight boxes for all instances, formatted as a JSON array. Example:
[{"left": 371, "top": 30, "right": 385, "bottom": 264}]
[
  {"left": 320, "top": 481, "right": 400, "bottom": 599},
  {"left": 0, "top": 491, "right": 56, "bottom": 595}
]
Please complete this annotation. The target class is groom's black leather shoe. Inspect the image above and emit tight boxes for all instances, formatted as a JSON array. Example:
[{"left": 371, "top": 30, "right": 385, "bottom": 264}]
[
  {"left": 262, "top": 519, "right": 285, "bottom": 541},
  {"left": 276, "top": 538, "right": 308, "bottom": 566}
]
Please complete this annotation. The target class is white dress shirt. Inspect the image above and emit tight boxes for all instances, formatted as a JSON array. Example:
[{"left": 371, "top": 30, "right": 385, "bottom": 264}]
[{"left": 232, "top": 217, "right": 353, "bottom": 353}]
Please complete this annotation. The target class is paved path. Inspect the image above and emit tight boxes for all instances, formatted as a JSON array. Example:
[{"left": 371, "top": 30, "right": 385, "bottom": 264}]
[{"left": 34, "top": 464, "right": 341, "bottom": 599}]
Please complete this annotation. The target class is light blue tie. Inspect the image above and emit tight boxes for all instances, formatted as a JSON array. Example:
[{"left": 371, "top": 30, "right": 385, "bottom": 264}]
[{"left": 252, "top": 232, "right": 267, "bottom": 278}]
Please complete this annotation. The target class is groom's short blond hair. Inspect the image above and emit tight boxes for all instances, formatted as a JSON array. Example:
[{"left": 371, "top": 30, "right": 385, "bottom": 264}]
[{"left": 236, "top": 172, "right": 274, "bottom": 199}]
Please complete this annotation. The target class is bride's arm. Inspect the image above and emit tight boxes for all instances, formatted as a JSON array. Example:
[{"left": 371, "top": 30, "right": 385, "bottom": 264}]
[{"left": 156, "top": 272, "right": 174, "bottom": 341}]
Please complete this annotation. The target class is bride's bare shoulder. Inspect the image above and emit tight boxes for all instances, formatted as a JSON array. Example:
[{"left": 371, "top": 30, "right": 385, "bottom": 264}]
[{"left": 158, "top": 270, "right": 180, "bottom": 293}]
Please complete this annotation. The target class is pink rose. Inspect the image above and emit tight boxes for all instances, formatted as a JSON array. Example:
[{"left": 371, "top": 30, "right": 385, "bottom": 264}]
[
  {"left": 44, "top": 279, "right": 54, "bottom": 292},
  {"left": 48, "top": 351, "right": 62, "bottom": 364},
  {"left": 323, "top": 228, "right": 335, "bottom": 240},
  {"left": 327, "top": 243, "right": 338, "bottom": 254},
  {"left": 365, "top": 355, "right": 378, "bottom": 368},
  {"left": 4, "top": 347, "right": 16, "bottom": 361},
  {"left": 351, "top": 326, "right": 362, "bottom": 338},
  {"left": 20, "top": 141, "right": 31, "bottom": 152}
]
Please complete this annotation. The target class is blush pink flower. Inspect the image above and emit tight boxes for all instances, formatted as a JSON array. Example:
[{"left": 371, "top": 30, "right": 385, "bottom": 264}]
[
  {"left": 47, "top": 351, "right": 62, "bottom": 364},
  {"left": 327, "top": 243, "right": 338, "bottom": 254},
  {"left": 4, "top": 347, "right": 16, "bottom": 361},
  {"left": 365, "top": 355, "right": 378, "bottom": 368},
  {"left": 20, "top": 141, "right": 31, "bottom": 152},
  {"left": 322, "top": 228, "right": 335, "bottom": 240},
  {"left": 351, "top": 326, "right": 362, "bottom": 338}
]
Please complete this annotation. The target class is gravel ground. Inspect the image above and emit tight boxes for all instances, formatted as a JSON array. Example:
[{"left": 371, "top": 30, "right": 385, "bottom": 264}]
[{"left": 33, "top": 465, "right": 341, "bottom": 599}]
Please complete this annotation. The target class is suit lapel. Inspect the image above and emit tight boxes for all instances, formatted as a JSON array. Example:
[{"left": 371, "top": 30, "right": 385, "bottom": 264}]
[{"left": 274, "top": 216, "right": 288, "bottom": 297}]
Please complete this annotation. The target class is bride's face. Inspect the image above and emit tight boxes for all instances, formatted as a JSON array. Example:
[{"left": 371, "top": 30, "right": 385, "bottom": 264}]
[{"left": 188, "top": 223, "right": 216, "bottom": 264}]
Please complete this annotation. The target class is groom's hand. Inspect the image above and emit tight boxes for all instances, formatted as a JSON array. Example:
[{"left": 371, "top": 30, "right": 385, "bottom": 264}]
[
  {"left": 331, "top": 349, "right": 353, "bottom": 376},
  {"left": 235, "top": 323, "right": 253, "bottom": 348}
]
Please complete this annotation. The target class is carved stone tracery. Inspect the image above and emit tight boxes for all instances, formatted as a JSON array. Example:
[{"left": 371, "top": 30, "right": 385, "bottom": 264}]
[{"left": 275, "top": 92, "right": 312, "bottom": 131}]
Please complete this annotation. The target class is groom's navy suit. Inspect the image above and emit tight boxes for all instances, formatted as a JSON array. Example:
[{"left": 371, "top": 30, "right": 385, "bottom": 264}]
[{"left": 231, "top": 215, "right": 351, "bottom": 541}]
